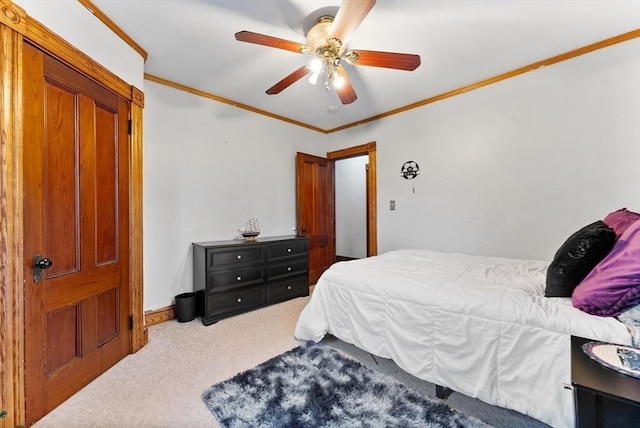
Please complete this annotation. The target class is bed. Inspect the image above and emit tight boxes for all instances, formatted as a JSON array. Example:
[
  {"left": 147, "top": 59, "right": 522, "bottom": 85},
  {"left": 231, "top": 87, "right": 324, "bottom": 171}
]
[{"left": 294, "top": 248, "right": 633, "bottom": 428}]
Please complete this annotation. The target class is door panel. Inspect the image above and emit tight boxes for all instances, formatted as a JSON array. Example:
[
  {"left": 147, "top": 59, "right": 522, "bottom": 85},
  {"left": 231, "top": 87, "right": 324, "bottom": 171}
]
[
  {"left": 95, "top": 103, "right": 119, "bottom": 265},
  {"left": 46, "top": 305, "right": 80, "bottom": 374},
  {"left": 44, "top": 81, "right": 80, "bottom": 276},
  {"left": 96, "top": 288, "right": 119, "bottom": 346},
  {"left": 296, "top": 152, "right": 335, "bottom": 284},
  {"left": 23, "top": 42, "right": 131, "bottom": 425}
]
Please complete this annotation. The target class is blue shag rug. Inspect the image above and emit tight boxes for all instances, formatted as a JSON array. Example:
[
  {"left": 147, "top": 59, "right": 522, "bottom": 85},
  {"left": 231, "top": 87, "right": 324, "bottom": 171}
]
[{"left": 202, "top": 342, "right": 492, "bottom": 427}]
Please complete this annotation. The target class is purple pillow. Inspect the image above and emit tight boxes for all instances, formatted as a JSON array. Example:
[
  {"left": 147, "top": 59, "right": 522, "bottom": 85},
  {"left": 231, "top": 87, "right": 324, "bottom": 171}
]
[
  {"left": 603, "top": 208, "right": 640, "bottom": 238},
  {"left": 572, "top": 219, "right": 640, "bottom": 316}
]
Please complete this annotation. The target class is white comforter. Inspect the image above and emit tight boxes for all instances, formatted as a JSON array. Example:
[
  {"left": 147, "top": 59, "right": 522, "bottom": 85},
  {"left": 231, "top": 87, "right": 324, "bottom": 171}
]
[{"left": 295, "top": 249, "right": 632, "bottom": 428}]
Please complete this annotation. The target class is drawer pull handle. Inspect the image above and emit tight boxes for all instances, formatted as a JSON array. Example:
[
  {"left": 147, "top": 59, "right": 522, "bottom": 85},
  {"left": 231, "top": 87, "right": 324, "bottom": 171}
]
[
  {"left": 237, "top": 298, "right": 242, "bottom": 303},
  {"left": 287, "top": 267, "right": 292, "bottom": 272},
  {"left": 287, "top": 285, "right": 292, "bottom": 290},
  {"left": 236, "top": 255, "right": 242, "bottom": 260},
  {"left": 236, "top": 276, "right": 242, "bottom": 281},
  {"left": 287, "top": 248, "right": 292, "bottom": 253}
]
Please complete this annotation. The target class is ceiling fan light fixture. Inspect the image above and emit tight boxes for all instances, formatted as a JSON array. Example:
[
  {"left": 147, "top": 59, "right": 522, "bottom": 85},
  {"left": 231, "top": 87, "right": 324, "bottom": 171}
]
[
  {"left": 332, "top": 73, "right": 345, "bottom": 89},
  {"left": 309, "top": 57, "right": 323, "bottom": 73},
  {"left": 308, "top": 69, "right": 321, "bottom": 85},
  {"left": 308, "top": 57, "right": 324, "bottom": 85}
]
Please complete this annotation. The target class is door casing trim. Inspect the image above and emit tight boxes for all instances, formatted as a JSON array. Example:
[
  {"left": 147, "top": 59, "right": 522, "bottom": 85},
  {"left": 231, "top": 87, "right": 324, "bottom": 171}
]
[{"left": 327, "top": 142, "right": 377, "bottom": 257}]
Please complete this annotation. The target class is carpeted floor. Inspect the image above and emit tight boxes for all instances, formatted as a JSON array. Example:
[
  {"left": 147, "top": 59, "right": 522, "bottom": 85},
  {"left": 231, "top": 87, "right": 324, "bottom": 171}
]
[
  {"left": 32, "top": 296, "right": 549, "bottom": 428},
  {"left": 203, "top": 342, "right": 491, "bottom": 427}
]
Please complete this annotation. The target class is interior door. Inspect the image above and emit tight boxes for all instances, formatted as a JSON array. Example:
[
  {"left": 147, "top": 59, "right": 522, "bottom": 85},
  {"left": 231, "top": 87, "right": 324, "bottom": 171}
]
[
  {"left": 22, "top": 42, "right": 131, "bottom": 424},
  {"left": 296, "top": 152, "right": 335, "bottom": 284}
]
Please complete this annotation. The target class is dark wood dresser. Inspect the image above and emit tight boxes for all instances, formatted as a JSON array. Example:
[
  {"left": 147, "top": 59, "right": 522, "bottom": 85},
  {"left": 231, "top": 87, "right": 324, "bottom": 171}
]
[
  {"left": 192, "top": 235, "right": 309, "bottom": 325},
  {"left": 571, "top": 335, "right": 640, "bottom": 428}
]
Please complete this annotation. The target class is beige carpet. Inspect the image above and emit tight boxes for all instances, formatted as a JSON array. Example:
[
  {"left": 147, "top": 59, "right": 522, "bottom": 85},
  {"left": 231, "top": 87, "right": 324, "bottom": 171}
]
[
  {"left": 32, "top": 296, "right": 310, "bottom": 427},
  {"left": 32, "top": 295, "right": 548, "bottom": 428}
]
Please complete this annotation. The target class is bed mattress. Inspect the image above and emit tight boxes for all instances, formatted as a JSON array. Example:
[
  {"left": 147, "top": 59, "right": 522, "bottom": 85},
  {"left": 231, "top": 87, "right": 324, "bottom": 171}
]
[{"left": 295, "top": 249, "right": 632, "bottom": 427}]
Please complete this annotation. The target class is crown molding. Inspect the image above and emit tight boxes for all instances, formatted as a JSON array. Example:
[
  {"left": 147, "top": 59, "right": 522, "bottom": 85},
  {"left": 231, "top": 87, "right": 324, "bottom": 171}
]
[
  {"left": 143, "top": 28, "right": 639, "bottom": 135},
  {"left": 327, "top": 28, "right": 640, "bottom": 133},
  {"left": 78, "top": 0, "right": 148, "bottom": 61},
  {"left": 144, "top": 73, "right": 329, "bottom": 134}
]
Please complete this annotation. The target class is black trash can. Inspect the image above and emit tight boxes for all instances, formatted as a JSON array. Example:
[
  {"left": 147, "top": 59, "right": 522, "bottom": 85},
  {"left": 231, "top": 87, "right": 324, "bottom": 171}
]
[{"left": 175, "top": 292, "right": 196, "bottom": 322}]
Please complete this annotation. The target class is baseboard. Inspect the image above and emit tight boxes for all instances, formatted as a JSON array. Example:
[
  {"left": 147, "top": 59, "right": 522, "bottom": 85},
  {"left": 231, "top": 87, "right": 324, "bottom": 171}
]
[
  {"left": 144, "top": 304, "right": 176, "bottom": 326},
  {"left": 143, "top": 289, "right": 313, "bottom": 327}
]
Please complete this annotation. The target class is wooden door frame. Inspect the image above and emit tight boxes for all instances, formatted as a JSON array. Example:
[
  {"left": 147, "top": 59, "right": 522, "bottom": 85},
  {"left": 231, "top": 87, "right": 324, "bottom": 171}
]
[
  {"left": 327, "top": 142, "right": 377, "bottom": 257},
  {"left": 0, "top": 2, "right": 145, "bottom": 426}
]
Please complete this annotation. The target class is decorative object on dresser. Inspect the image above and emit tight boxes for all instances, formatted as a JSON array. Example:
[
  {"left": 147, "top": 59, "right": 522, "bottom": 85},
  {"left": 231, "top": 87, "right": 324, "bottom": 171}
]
[
  {"left": 571, "top": 335, "right": 640, "bottom": 428},
  {"left": 192, "top": 236, "right": 309, "bottom": 325},
  {"left": 238, "top": 218, "right": 260, "bottom": 240}
]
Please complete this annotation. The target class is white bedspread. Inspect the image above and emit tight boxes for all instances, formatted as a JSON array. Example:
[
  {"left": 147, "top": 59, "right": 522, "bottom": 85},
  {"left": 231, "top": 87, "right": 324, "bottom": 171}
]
[{"left": 295, "top": 249, "right": 632, "bottom": 428}]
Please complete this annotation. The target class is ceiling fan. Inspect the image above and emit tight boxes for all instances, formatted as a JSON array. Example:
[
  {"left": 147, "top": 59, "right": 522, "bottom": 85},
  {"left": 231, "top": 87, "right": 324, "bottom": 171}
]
[{"left": 234, "top": 0, "right": 420, "bottom": 105}]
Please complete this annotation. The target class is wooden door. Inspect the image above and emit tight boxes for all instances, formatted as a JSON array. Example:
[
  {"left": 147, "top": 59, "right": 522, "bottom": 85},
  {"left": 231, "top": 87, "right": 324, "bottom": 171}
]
[
  {"left": 22, "top": 43, "right": 131, "bottom": 424},
  {"left": 296, "top": 152, "right": 335, "bottom": 284}
]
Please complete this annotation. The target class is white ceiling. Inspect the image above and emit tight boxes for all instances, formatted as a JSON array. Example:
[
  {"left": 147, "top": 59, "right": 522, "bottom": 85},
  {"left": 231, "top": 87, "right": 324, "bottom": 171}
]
[{"left": 91, "top": 0, "right": 640, "bottom": 131}]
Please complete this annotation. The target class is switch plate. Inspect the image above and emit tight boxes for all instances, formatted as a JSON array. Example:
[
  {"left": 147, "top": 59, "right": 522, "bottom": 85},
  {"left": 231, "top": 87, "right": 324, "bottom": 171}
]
[{"left": 390, "top": 200, "right": 396, "bottom": 210}]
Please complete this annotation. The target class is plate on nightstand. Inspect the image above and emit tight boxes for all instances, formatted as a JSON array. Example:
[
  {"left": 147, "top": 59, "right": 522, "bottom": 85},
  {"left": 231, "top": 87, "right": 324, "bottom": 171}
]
[{"left": 583, "top": 341, "right": 640, "bottom": 379}]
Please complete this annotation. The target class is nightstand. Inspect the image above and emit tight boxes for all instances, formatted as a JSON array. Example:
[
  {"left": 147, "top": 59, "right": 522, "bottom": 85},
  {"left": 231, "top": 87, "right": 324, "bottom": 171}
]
[{"left": 571, "top": 335, "right": 640, "bottom": 428}]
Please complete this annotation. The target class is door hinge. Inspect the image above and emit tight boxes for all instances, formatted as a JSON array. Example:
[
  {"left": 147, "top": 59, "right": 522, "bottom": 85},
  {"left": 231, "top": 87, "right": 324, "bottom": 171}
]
[
  {"left": 128, "top": 315, "right": 134, "bottom": 330},
  {"left": 127, "top": 119, "right": 132, "bottom": 135}
]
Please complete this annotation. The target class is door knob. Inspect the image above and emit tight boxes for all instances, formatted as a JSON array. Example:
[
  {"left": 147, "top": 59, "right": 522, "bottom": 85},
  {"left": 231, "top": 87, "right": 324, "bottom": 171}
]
[
  {"left": 33, "top": 255, "right": 53, "bottom": 282},
  {"left": 36, "top": 257, "right": 53, "bottom": 269},
  {"left": 300, "top": 227, "right": 307, "bottom": 233}
]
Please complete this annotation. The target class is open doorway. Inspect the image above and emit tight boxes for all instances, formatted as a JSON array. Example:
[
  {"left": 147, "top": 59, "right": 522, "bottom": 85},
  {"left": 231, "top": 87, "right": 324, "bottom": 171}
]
[
  {"left": 327, "top": 142, "right": 377, "bottom": 259},
  {"left": 335, "top": 156, "right": 368, "bottom": 261}
]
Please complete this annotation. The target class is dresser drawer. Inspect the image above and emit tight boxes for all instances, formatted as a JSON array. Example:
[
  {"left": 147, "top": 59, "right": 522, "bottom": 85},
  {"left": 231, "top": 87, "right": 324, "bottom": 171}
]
[
  {"left": 267, "top": 259, "right": 307, "bottom": 281},
  {"left": 208, "top": 247, "right": 263, "bottom": 269},
  {"left": 207, "top": 286, "right": 264, "bottom": 318},
  {"left": 267, "top": 241, "right": 307, "bottom": 261},
  {"left": 209, "top": 267, "right": 264, "bottom": 292},
  {"left": 267, "top": 277, "right": 308, "bottom": 303}
]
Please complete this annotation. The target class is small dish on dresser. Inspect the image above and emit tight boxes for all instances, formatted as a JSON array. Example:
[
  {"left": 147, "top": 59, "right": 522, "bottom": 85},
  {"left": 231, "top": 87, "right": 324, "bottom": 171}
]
[{"left": 583, "top": 341, "right": 640, "bottom": 379}]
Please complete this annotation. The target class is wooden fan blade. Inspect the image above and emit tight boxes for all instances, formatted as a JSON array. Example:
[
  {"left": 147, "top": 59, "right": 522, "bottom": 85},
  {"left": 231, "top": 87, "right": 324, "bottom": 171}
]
[
  {"left": 334, "top": 66, "right": 357, "bottom": 105},
  {"left": 327, "top": 0, "right": 376, "bottom": 46},
  {"left": 350, "top": 50, "right": 421, "bottom": 71},
  {"left": 235, "top": 31, "right": 307, "bottom": 53},
  {"left": 266, "top": 66, "right": 311, "bottom": 95}
]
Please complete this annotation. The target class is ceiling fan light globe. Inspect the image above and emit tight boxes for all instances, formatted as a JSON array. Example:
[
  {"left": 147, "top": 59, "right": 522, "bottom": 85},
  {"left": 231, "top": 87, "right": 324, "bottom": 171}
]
[
  {"left": 309, "top": 57, "right": 323, "bottom": 73},
  {"left": 333, "top": 75, "right": 345, "bottom": 89},
  {"left": 308, "top": 71, "right": 321, "bottom": 85}
]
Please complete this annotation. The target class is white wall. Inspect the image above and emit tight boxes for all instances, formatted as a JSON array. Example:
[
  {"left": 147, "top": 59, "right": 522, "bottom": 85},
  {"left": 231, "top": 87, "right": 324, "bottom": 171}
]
[
  {"left": 143, "top": 81, "right": 327, "bottom": 310},
  {"left": 13, "top": 0, "right": 144, "bottom": 89},
  {"left": 329, "top": 38, "right": 640, "bottom": 261},
  {"left": 15, "top": 0, "right": 640, "bottom": 307},
  {"left": 335, "top": 156, "right": 368, "bottom": 258}
]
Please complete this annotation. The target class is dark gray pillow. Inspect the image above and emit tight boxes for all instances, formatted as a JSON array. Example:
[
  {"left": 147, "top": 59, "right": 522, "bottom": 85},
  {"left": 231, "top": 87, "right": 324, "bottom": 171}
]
[{"left": 545, "top": 220, "right": 616, "bottom": 297}]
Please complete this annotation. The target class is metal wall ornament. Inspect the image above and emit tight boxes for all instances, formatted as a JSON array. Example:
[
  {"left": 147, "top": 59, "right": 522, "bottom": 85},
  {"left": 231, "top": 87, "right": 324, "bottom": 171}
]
[{"left": 401, "top": 161, "right": 420, "bottom": 193}]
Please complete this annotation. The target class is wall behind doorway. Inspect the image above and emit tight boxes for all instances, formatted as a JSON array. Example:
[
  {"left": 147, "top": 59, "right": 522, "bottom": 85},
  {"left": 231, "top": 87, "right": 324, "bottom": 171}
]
[
  {"left": 327, "top": 38, "right": 640, "bottom": 261},
  {"left": 335, "top": 156, "right": 368, "bottom": 259}
]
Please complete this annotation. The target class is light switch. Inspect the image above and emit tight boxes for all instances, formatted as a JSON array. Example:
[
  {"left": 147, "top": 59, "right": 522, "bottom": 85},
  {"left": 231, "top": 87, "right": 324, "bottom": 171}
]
[{"left": 390, "top": 200, "right": 396, "bottom": 210}]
